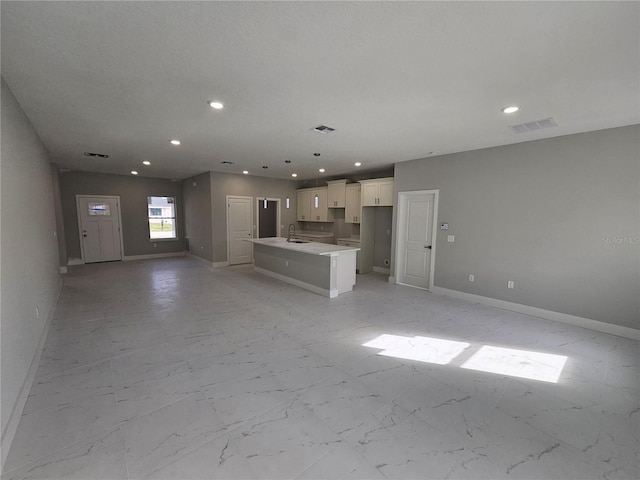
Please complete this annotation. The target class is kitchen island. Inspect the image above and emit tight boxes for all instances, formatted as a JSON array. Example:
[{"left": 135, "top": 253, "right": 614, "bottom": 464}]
[{"left": 245, "top": 237, "right": 360, "bottom": 298}]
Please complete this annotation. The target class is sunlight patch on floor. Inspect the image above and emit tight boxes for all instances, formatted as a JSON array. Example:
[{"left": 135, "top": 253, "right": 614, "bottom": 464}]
[
  {"left": 363, "top": 334, "right": 568, "bottom": 383},
  {"left": 461, "top": 345, "right": 568, "bottom": 383},
  {"left": 362, "top": 334, "right": 470, "bottom": 365}
]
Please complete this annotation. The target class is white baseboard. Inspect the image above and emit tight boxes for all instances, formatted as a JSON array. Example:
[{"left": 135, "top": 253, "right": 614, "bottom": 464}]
[
  {"left": 67, "top": 257, "right": 84, "bottom": 265},
  {"left": 186, "top": 253, "right": 215, "bottom": 268},
  {"left": 373, "top": 266, "right": 391, "bottom": 275},
  {"left": 212, "top": 261, "right": 229, "bottom": 268},
  {"left": 254, "top": 266, "right": 331, "bottom": 298},
  {"left": 431, "top": 286, "right": 640, "bottom": 341},
  {"left": 59, "top": 266, "right": 68, "bottom": 274},
  {"left": 1, "top": 276, "right": 63, "bottom": 471},
  {"left": 123, "top": 252, "right": 185, "bottom": 261},
  {"left": 388, "top": 276, "right": 396, "bottom": 284}
]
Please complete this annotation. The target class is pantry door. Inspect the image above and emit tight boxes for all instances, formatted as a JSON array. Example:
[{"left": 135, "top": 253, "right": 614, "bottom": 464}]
[
  {"left": 395, "top": 190, "right": 438, "bottom": 290},
  {"left": 76, "top": 195, "right": 123, "bottom": 263},
  {"left": 227, "top": 196, "right": 253, "bottom": 265}
]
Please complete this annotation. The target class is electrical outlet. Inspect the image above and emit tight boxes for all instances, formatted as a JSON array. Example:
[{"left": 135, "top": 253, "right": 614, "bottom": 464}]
[
  {"left": 468, "top": 274, "right": 474, "bottom": 282},
  {"left": 508, "top": 281, "right": 514, "bottom": 289},
  {"left": 35, "top": 306, "right": 39, "bottom": 318},
  {"left": 285, "top": 260, "right": 289, "bottom": 267},
  {"left": 447, "top": 235, "right": 455, "bottom": 243}
]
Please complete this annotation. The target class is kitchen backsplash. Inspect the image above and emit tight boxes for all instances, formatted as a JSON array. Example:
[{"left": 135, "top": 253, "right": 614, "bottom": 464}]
[{"left": 298, "top": 209, "right": 359, "bottom": 241}]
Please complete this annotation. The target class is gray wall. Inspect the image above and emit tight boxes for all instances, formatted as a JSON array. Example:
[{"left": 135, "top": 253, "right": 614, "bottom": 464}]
[
  {"left": 373, "top": 207, "right": 393, "bottom": 269},
  {"left": 60, "top": 172, "right": 185, "bottom": 260},
  {"left": 50, "top": 166, "right": 68, "bottom": 267},
  {"left": 1, "top": 79, "right": 61, "bottom": 453},
  {"left": 182, "top": 172, "right": 213, "bottom": 262},
  {"left": 209, "top": 172, "right": 299, "bottom": 263},
  {"left": 393, "top": 125, "right": 640, "bottom": 330}
]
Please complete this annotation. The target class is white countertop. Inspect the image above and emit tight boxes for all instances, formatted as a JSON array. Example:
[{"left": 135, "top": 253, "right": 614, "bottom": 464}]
[{"left": 247, "top": 237, "right": 360, "bottom": 256}]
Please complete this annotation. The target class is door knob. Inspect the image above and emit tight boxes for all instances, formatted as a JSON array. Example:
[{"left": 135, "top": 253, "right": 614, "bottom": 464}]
[{"left": 425, "top": 245, "right": 432, "bottom": 249}]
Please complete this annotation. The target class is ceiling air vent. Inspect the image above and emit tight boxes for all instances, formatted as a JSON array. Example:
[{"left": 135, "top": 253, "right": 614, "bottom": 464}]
[
  {"left": 84, "top": 152, "right": 109, "bottom": 158},
  {"left": 509, "top": 117, "right": 558, "bottom": 134},
  {"left": 311, "top": 125, "right": 336, "bottom": 134}
]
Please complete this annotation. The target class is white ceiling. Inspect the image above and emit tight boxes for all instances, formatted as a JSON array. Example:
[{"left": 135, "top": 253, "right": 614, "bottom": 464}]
[{"left": 2, "top": 2, "right": 638, "bottom": 181}]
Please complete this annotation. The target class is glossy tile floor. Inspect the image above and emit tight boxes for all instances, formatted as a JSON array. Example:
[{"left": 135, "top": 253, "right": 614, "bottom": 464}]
[{"left": 3, "top": 257, "right": 638, "bottom": 479}]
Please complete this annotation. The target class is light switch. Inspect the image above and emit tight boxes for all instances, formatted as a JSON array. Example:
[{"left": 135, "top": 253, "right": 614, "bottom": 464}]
[
  {"left": 440, "top": 223, "right": 449, "bottom": 230},
  {"left": 447, "top": 235, "right": 455, "bottom": 243}
]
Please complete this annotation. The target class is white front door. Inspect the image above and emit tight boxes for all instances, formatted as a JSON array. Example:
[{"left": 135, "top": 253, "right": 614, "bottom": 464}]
[
  {"left": 77, "top": 195, "right": 123, "bottom": 263},
  {"left": 396, "top": 191, "right": 438, "bottom": 289},
  {"left": 227, "top": 196, "right": 253, "bottom": 265}
]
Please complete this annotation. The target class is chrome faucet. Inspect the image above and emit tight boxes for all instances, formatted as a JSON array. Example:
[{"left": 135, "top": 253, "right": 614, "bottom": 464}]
[{"left": 287, "top": 223, "right": 296, "bottom": 242}]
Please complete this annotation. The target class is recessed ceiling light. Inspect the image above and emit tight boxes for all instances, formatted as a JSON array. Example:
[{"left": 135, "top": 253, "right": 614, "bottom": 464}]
[
  {"left": 131, "top": 170, "right": 138, "bottom": 175},
  {"left": 501, "top": 105, "right": 519, "bottom": 114},
  {"left": 208, "top": 101, "right": 224, "bottom": 109},
  {"left": 291, "top": 173, "right": 298, "bottom": 177},
  {"left": 354, "top": 162, "right": 362, "bottom": 167},
  {"left": 142, "top": 160, "right": 151, "bottom": 166},
  {"left": 242, "top": 170, "right": 249, "bottom": 175},
  {"left": 170, "top": 139, "right": 181, "bottom": 145},
  {"left": 318, "top": 168, "right": 325, "bottom": 173}
]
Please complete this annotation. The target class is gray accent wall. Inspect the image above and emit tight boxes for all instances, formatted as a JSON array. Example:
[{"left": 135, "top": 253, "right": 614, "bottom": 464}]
[
  {"left": 209, "top": 172, "right": 299, "bottom": 263},
  {"left": 182, "top": 172, "right": 213, "bottom": 262},
  {"left": 60, "top": 172, "right": 185, "bottom": 260},
  {"left": 373, "top": 207, "right": 393, "bottom": 269},
  {"left": 393, "top": 125, "right": 640, "bottom": 330},
  {"left": 1, "top": 78, "right": 61, "bottom": 456}
]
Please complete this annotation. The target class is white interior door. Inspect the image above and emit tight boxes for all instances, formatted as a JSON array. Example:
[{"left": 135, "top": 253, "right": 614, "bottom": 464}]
[
  {"left": 227, "top": 196, "right": 253, "bottom": 265},
  {"left": 77, "top": 195, "right": 123, "bottom": 263},
  {"left": 396, "top": 191, "right": 437, "bottom": 289}
]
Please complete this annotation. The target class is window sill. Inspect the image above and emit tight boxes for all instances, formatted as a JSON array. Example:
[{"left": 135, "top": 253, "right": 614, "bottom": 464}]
[{"left": 149, "top": 237, "right": 180, "bottom": 243}]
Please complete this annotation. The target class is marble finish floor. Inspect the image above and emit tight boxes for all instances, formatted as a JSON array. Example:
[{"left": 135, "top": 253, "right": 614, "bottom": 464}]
[{"left": 2, "top": 257, "right": 638, "bottom": 479}]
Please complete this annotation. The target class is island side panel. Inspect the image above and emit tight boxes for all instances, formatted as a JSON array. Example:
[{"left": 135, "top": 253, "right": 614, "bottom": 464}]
[
  {"left": 332, "top": 251, "right": 357, "bottom": 294},
  {"left": 253, "top": 243, "right": 331, "bottom": 294}
]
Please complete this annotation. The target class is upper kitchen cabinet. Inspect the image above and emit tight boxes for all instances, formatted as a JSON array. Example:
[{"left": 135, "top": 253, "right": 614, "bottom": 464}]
[
  {"left": 327, "top": 179, "right": 347, "bottom": 208},
  {"left": 360, "top": 178, "right": 394, "bottom": 206},
  {"left": 297, "top": 187, "right": 334, "bottom": 222},
  {"left": 345, "top": 183, "right": 361, "bottom": 224},
  {"left": 296, "top": 189, "right": 311, "bottom": 221}
]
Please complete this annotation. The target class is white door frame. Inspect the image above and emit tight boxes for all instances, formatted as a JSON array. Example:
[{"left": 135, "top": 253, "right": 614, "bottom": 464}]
[
  {"left": 76, "top": 194, "right": 125, "bottom": 263},
  {"left": 394, "top": 190, "right": 439, "bottom": 290},
  {"left": 255, "top": 197, "right": 281, "bottom": 238},
  {"left": 226, "top": 195, "right": 254, "bottom": 264}
]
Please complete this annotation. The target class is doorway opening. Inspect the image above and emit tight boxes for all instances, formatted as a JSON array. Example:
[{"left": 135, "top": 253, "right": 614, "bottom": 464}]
[{"left": 256, "top": 197, "right": 281, "bottom": 238}]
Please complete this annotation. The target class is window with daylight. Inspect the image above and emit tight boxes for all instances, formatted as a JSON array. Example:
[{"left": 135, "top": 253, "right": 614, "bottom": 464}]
[{"left": 147, "top": 196, "right": 177, "bottom": 240}]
